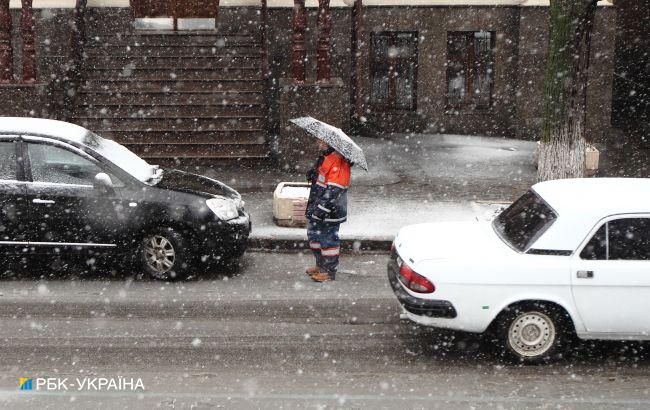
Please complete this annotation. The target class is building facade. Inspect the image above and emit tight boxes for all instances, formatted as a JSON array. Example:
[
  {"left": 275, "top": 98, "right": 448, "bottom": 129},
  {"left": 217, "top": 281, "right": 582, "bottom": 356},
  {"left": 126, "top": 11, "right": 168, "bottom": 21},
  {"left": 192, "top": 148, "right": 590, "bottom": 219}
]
[{"left": 0, "top": 0, "right": 618, "bottom": 165}]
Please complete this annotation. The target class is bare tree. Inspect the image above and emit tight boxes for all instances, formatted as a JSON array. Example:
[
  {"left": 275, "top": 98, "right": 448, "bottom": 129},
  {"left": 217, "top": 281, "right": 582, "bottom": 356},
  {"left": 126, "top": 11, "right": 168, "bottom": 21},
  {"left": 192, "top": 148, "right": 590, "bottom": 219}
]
[{"left": 537, "top": 0, "right": 599, "bottom": 181}]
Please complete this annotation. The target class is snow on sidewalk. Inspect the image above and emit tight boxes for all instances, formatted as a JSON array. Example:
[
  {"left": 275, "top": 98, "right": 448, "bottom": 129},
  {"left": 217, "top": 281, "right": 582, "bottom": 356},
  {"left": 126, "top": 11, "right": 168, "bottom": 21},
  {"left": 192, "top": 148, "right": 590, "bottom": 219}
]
[
  {"left": 199, "top": 133, "right": 535, "bottom": 242},
  {"left": 247, "top": 191, "right": 506, "bottom": 242},
  {"left": 241, "top": 133, "right": 535, "bottom": 242}
]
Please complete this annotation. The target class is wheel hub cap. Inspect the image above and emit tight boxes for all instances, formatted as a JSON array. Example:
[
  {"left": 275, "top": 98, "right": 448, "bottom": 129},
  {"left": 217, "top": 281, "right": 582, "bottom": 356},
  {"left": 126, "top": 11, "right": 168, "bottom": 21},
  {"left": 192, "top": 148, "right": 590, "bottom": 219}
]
[
  {"left": 144, "top": 235, "right": 176, "bottom": 275},
  {"left": 508, "top": 311, "right": 556, "bottom": 358}
]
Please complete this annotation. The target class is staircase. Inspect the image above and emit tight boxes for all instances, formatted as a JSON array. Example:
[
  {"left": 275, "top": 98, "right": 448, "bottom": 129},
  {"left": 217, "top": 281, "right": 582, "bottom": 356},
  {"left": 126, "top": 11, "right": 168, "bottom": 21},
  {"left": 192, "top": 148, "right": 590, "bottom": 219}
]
[{"left": 70, "top": 20, "right": 270, "bottom": 163}]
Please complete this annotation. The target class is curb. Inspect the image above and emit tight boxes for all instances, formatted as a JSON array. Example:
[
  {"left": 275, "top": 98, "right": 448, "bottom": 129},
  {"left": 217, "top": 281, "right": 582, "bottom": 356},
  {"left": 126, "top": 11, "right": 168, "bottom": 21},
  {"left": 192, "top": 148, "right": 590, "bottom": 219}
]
[{"left": 247, "top": 237, "right": 393, "bottom": 253}]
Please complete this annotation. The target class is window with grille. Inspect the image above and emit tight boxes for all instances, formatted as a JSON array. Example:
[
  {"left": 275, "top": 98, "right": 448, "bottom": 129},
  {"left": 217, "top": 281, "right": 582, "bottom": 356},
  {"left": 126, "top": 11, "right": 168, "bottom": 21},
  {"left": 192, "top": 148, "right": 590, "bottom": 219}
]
[
  {"left": 446, "top": 31, "right": 495, "bottom": 109},
  {"left": 370, "top": 32, "right": 418, "bottom": 111}
]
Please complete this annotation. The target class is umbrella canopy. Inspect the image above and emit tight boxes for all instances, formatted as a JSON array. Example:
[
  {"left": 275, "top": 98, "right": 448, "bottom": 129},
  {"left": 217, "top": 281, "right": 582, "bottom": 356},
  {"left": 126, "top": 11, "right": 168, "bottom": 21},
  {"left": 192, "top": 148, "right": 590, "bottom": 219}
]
[{"left": 290, "top": 116, "right": 368, "bottom": 171}]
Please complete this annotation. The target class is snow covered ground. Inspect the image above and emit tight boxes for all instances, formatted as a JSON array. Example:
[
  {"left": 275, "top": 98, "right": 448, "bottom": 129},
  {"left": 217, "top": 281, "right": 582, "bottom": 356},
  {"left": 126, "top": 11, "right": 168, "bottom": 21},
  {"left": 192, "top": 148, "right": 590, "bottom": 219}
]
[
  {"left": 351, "top": 133, "right": 537, "bottom": 190},
  {"left": 241, "top": 133, "right": 536, "bottom": 241},
  {"left": 248, "top": 193, "right": 505, "bottom": 241}
]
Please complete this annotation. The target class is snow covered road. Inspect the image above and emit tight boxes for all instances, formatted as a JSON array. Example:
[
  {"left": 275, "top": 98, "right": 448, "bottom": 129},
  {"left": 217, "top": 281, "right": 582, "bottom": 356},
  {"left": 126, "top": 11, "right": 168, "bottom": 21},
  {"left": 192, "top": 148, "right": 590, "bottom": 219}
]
[{"left": 0, "top": 252, "right": 649, "bottom": 409}]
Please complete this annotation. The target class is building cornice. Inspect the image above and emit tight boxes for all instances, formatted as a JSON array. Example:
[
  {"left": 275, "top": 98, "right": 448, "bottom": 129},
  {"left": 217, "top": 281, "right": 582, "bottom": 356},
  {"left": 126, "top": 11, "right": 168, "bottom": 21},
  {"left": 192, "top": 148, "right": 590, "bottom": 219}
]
[{"left": 9, "top": 0, "right": 613, "bottom": 8}]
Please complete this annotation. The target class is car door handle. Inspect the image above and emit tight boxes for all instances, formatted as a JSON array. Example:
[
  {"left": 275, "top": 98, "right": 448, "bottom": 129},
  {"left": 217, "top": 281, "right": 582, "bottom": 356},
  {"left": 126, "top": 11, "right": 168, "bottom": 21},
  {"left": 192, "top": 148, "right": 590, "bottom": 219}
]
[
  {"left": 577, "top": 270, "right": 594, "bottom": 279},
  {"left": 32, "top": 198, "right": 56, "bottom": 204}
]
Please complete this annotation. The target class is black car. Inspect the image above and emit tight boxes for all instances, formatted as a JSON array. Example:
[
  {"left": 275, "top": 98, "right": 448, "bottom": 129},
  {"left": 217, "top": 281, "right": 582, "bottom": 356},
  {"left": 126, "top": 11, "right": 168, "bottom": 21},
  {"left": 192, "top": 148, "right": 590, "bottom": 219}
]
[{"left": 0, "top": 118, "right": 251, "bottom": 280}]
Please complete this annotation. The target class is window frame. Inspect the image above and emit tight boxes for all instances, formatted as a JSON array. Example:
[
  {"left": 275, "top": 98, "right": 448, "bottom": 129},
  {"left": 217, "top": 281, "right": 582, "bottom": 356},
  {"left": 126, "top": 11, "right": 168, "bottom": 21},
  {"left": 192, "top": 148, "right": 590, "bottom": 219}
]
[
  {"left": 21, "top": 137, "right": 118, "bottom": 188},
  {"left": 0, "top": 135, "right": 22, "bottom": 183},
  {"left": 445, "top": 30, "right": 495, "bottom": 110},
  {"left": 370, "top": 31, "right": 419, "bottom": 112},
  {"left": 492, "top": 189, "right": 558, "bottom": 253},
  {"left": 577, "top": 214, "right": 650, "bottom": 261}
]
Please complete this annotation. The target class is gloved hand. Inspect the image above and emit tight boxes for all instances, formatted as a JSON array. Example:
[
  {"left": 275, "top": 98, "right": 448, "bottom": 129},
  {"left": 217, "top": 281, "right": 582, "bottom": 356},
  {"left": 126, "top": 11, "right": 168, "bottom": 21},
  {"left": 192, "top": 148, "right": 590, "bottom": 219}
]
[
  {"left": 312, "top": 204, "right": 331, "bottom": 221},
  {"left": 306, "top": 168, "right": 318, "bottom": 183}
]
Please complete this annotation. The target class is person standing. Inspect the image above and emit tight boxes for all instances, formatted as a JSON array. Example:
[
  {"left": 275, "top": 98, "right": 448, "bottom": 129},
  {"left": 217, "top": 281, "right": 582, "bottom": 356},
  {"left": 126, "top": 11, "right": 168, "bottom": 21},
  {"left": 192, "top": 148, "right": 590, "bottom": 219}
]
[{"left": 305, "top": 139, "right": 352, "bottom": 282}]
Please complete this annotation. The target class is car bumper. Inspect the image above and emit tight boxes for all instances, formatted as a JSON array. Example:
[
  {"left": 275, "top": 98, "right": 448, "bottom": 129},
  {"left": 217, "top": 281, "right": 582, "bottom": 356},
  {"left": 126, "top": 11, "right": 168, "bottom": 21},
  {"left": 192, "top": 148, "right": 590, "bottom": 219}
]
[
  {"left": 387, "top": 258, "right": 457, "bottom": 319},
  {"left": 200, "top": 212, "right": 251, "bottom": 257},
  {"left": 387, "top": 256, "right": 488, "bottom": 333},
  {"left": 388, "top": 258, "right": 457, "bottom": 319}
]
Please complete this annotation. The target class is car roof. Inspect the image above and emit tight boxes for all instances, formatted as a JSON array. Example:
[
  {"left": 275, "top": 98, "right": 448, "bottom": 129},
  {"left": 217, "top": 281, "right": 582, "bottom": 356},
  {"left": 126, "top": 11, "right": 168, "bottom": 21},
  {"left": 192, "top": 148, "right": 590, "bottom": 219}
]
[
  {"left": 533, "top": 178, "right": 650, "bottom": 215},
  {"left": 531, "top": 178, "right": 650, "bottom": 251},
  {"left": 0, "top": 117, "right": 90, "bottom": 144}
]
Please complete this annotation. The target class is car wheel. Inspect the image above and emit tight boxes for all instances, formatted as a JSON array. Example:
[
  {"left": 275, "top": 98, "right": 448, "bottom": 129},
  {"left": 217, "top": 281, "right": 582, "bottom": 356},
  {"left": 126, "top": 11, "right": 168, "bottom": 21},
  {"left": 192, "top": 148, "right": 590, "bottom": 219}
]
[
  {"left": 496, "top": 303, "right": 571, "bottom": 364},
  {"left": 140, "top": 228, "right": 191, "bottom": 280}
]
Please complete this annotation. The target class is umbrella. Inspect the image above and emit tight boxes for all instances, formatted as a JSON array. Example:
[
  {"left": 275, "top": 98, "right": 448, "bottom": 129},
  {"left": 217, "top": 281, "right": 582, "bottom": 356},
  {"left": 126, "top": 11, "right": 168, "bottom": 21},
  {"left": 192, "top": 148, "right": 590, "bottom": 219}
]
[{"left": 290, "top": 116, "right": 368, "bottom": 171}]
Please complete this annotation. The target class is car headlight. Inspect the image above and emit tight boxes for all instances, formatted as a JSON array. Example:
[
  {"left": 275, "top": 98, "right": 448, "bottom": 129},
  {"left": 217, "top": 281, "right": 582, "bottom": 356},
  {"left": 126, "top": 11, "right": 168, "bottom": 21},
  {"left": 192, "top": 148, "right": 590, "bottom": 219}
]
[{"left": 206, "top": 197, "right": 239, "bottom": 221}]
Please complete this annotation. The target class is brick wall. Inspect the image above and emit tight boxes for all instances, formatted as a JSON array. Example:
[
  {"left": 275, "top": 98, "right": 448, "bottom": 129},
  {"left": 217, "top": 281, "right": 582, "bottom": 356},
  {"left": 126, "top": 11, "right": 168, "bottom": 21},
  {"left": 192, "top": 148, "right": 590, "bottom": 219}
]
[{"left": 0, "top": 8, "right": 75, "bottom": 118}]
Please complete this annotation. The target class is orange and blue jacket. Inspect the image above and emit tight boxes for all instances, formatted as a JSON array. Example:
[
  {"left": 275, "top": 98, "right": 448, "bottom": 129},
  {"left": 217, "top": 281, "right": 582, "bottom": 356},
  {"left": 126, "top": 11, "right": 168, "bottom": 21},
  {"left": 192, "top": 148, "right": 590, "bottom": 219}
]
[{"left": 306, "top": 149, "right": 351, "bottom": 223}]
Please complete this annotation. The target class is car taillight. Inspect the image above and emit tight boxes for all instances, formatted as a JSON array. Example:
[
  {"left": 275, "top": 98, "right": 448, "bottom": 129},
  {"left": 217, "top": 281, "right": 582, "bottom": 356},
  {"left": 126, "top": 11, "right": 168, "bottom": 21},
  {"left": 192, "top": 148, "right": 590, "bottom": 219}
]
[{"left": 398, "top": 263, "right": 435, "bottom": 294}]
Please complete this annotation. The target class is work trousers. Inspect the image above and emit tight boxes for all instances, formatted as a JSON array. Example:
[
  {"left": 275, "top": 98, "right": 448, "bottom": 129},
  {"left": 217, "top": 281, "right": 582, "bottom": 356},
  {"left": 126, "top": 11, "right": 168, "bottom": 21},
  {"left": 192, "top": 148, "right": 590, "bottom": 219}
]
[{"left": 307, "top": 219, "right": 341, "bottom": 275}]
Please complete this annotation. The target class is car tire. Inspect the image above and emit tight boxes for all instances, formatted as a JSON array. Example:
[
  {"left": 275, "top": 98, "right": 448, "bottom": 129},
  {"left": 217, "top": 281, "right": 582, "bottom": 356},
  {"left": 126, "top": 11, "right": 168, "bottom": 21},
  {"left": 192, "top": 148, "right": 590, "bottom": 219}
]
[
  {"left": 140, "top": 227, "right": 192, "bottom": 281},
  {"left": 494, "top": 302, "right": 573, "bottom": 364}
]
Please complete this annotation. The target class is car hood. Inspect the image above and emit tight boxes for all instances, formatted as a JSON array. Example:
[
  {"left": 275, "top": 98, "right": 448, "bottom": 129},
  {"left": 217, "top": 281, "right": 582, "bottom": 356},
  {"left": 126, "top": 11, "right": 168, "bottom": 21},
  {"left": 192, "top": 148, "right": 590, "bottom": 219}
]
[
  {"left": 394, "top": 220, "right": 514, "bottom": 265},
  {"left": 155, "top": 169, "right": 240, "bottom": 200}
]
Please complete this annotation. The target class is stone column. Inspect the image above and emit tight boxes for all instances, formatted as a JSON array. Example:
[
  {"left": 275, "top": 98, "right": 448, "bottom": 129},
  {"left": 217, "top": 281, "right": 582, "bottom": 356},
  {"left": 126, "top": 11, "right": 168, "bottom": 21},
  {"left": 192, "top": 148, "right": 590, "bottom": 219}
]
[
  {"left": 261, "top": 0, "right": 269, "bottom": 79},
  {"left": 21, "top": 0, "right": 36, "bottom": 83},
  {"left": 316, "top": 0, "right": 331, "bottom": 82},
  {"left": 70, "top": 0, "right": 87, "bottom": 80},
  {"left": 350, "top": 0, "right": 364, "bottom": 121},
  {"left": 0, "top": 0, "right": 12, "bottom": 83},
  {"left": 292, "top": 0, "right": 306, "bottom": 83}
]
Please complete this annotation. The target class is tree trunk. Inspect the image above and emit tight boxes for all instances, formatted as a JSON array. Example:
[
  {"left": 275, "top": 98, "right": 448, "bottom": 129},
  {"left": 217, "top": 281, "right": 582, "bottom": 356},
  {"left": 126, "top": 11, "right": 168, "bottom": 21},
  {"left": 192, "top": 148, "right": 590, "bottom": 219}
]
[{"left": 537, "top": 0, "right": 599, "bottom": 181}]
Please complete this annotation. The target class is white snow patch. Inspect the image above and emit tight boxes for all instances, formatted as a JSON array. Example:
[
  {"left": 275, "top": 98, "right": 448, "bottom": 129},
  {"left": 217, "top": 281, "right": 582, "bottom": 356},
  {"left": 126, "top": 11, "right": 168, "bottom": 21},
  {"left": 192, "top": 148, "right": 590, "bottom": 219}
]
[{"left": 37, "top": 284, "right": 50, "bottom": 296}]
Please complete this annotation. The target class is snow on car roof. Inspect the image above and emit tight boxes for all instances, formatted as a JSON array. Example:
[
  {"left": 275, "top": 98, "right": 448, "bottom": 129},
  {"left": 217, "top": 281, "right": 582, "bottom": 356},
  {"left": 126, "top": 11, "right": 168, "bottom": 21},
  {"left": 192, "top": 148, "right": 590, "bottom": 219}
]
[
  {"left": 531, "top": 178, "right": 650, "bottom": 252},
  {"left": 533, "top": 178, "right": 650, "bottom": 216},
  {"left": 0, "top": 117, "right": 90, "bottom": 143}
]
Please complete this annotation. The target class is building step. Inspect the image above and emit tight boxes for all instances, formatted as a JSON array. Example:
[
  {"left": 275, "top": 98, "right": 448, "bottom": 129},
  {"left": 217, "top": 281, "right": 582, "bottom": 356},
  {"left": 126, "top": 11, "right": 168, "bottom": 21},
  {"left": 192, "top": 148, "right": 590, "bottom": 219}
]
[
  {"left": 74, "top": 117, "right": 265, "bottom": 131},
  {"left": 84, "top": 56, "right": 263, "bottom": 70},
  {"left": 84, "top": 69, "right": 263, "bottom": 81},
  {"left": 77, "top": 94, "right": 265, "bottom": 106},
  {"left": 120, "top": 30, "right": 260, "bottom": 37},
  {"left": 75, "top": 105, "right": 266, "bottom": 118},
  {"left": 85, "top": 46, "right": 262, "bottom": 58},
  {"left": 124, "top": 143, "right": 270, "bottom": 159},
  {"left": 78, "top": 17, "right": 270, "bottom": 163},
  {"left": 97, "top": 130, "right": 267, "bottom": 145},
  {"left": 88, "top": 35, "right": 260, "bottom": 48},
  {"left": 82, "top": 79, "right": 266, "bottom": 93},
  {"left": 77, "top": 93, "right": 264, "bottom": 106}
]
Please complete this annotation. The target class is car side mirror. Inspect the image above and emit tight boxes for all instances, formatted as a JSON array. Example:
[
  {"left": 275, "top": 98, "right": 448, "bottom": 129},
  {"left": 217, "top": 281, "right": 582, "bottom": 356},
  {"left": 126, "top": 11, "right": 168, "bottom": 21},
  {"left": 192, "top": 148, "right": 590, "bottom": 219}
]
[{"left": 94, "top": 172, "right": 114, "bottom": 192}]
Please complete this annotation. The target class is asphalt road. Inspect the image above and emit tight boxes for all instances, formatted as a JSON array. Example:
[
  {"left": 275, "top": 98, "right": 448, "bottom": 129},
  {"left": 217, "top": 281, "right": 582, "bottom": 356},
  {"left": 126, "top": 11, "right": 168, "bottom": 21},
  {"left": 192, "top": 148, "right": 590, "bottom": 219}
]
[{"left": 0, "top": 252, "right": 649, "bottom": 409}]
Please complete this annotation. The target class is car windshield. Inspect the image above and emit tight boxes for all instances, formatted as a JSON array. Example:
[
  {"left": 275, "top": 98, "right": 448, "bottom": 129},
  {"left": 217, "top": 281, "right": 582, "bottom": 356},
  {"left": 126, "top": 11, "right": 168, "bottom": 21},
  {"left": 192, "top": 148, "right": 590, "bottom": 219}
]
[
  {"left": 492, "top": 190, "right": 557, "bottom": 252},
  {"left": 80, "top": 132, "right": 158, "bottom": 183}
]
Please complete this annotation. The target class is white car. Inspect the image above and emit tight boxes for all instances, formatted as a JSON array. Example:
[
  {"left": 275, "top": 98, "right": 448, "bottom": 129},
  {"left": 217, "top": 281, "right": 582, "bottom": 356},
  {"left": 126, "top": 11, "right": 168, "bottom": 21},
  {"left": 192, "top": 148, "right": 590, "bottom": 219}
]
[{"left": 389, "top": 178, "right": 650, "bottom": 363}]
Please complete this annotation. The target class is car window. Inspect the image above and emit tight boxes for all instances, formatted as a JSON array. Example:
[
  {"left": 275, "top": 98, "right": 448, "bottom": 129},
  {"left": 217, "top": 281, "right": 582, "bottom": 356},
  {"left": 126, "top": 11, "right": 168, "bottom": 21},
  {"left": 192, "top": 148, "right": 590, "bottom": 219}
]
[
  {"left": 580, "top": 224, "right": 607, "bottom": 260},
  {"left": 609, "top": 218, "right": 650, "bottom": 260},
  {"left": 27, "top": 143, "right": 104, "bottom": 186},
  {"left": 580, "top": 218, "right": 650, "bottom": 261},
  {"left": 0, "top": 141, "right": 17, "bottom": 180},
  {"left": 493, "top": 190, "right": 557, "bottom": 252}
]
